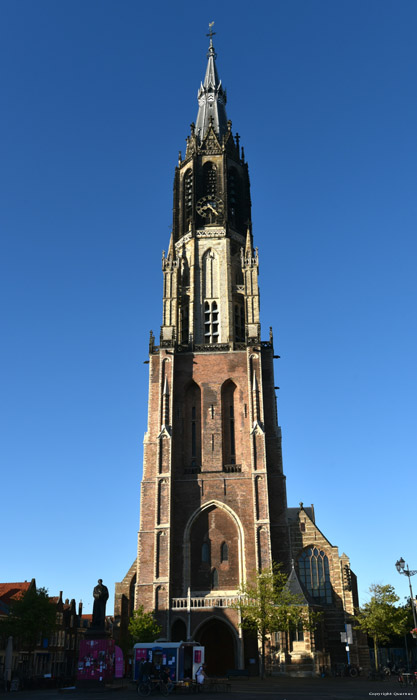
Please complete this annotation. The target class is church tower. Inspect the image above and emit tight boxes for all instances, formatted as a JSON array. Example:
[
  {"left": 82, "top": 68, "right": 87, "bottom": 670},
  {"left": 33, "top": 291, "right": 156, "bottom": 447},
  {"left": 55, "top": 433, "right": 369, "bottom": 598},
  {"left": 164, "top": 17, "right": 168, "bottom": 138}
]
[
  {"left": 136, "top": 34, "right": 288, "bottom": 670},
  {"left": 115, "top": 32, "right": 368, "bottom": 677}
]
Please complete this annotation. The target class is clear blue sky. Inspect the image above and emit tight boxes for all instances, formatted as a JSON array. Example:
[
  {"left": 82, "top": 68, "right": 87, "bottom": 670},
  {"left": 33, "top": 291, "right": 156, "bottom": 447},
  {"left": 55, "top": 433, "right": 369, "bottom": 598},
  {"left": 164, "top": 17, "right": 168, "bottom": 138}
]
[{"left": 1, "top": 0, "right": 416, "bottom": 615}]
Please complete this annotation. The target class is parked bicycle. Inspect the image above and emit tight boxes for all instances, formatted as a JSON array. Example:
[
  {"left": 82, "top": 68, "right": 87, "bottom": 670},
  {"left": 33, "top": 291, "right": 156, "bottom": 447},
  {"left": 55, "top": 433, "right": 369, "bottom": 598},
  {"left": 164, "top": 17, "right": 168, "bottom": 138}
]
[
  {"left": 137, "top": 677, "right": 173, "bottom": 696},
  {"left": 332, "top": 663, "right": 361, "bottom": 677}
]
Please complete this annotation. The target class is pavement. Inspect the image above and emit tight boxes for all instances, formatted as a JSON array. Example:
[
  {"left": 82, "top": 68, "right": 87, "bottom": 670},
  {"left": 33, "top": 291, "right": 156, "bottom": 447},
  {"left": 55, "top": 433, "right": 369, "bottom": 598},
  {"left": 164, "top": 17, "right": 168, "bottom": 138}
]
[{"left": 1, "top": 676, "right": 415, "bottom": 700}]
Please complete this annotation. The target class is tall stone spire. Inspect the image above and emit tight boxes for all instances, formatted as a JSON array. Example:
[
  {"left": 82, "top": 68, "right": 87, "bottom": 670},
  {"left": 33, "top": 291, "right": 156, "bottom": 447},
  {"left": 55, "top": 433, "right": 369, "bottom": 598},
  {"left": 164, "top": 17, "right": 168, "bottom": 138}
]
[{"left": 195, "top": 29, "right": 228, "bottom": 144}]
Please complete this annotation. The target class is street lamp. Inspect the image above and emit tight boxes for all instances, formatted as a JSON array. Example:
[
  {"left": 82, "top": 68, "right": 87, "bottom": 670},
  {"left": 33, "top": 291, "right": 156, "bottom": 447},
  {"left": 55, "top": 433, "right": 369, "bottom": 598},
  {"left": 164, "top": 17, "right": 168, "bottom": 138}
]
[{"left": 395, "top": 558, "right": 417, "bottom": 629}]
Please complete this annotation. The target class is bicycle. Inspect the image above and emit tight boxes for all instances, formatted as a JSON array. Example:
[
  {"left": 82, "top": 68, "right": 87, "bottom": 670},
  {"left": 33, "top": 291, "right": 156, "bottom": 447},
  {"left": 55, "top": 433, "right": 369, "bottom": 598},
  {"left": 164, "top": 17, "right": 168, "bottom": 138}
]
[
  {"left": 332, "top": 663, "right": 361, "bottom": 677},
  {"left": 137, "top": 677, "right": 173, "bottom": 696}
]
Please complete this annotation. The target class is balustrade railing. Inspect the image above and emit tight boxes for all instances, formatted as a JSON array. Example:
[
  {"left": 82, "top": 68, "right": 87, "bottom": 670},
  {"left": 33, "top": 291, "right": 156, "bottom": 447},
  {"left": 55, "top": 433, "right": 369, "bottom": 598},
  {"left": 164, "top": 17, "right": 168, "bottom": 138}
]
[{"left": 171, "top": 595, "right": 239, "bottom": 609}]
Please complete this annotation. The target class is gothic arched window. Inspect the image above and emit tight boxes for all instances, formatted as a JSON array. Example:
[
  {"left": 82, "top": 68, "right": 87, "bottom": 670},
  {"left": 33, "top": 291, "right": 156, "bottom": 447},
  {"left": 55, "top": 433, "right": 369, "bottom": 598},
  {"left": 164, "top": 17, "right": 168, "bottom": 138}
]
[
  {"left": 185, "top": 381, "right": 201, "bottom": 469},
  {"left": 181, "top": 298, "right": 189, "bottom": 345},
  {"left": 222, "top": 381, "right": 237, "bottom": 466},
  {"left": 201, "top": 541, "right": 210, "bottom": 564},
  {"left": 183, "top": 170, "right": 193, "bottom": 229},
  {"left": 298, "top": 547, "right": 332, "bottom": 604},
  {"left": 155, "top": 585, "right": 165, "bottom": 611},
  {"left": 228, "top": 168, "right": 239, "bottom": 222},
  {"left": 234, "top": 301, "right": 245, "bottom": 342},
  {"left": 203, "top": 162, "right": 217, "bottom": 196},
  {"left": 220, "top": 541, "right": 228, "bottom": 562}
]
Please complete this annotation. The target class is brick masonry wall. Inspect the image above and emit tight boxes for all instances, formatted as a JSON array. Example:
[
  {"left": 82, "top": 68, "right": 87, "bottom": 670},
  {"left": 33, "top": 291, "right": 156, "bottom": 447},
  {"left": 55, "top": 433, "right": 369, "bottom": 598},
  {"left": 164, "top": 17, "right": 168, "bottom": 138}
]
[
  {"left": 289, "top": 506, "right": 368, "bottom": 667},
  {"left": 135, "top": 341, "right": 290, "bottom": 626}
]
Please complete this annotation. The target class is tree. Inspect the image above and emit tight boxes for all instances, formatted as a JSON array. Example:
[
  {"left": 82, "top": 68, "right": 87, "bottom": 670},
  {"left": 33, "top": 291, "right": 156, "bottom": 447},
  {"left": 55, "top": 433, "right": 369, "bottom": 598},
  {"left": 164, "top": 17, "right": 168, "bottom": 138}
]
[
  {"left": 232, "top": 564, "right": 319, "bottom": 679},
  {"left": 0, "top": 587, "right": 57, "bottom": 673},
  {"left": 128, "top": 605, "right": 162, "bottom": 643},
  {"left": 355, "top": 584, "right": 409, "bottom": 670}
]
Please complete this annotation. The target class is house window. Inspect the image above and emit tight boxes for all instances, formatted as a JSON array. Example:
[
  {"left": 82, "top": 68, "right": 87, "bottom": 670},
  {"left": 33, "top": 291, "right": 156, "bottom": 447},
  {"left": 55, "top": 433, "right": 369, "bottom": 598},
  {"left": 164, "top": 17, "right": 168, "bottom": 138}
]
[{"left": 298, "top": 547, "right": 332, "bottom": 604}]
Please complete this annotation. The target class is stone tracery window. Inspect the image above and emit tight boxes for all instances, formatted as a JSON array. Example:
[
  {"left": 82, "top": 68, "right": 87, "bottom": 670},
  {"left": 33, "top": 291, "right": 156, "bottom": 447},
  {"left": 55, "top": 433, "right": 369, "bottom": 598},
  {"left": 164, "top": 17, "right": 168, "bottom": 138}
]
[{"left": 298, "top": 547, "right": 332, "bottom": 604}]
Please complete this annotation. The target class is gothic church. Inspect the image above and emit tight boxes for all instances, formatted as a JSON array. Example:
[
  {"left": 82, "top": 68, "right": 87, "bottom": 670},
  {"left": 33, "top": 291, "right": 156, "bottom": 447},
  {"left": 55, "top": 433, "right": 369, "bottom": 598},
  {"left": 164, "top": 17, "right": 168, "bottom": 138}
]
[{"left": 115, "top": 35, "right": 368, "bottom": 676}]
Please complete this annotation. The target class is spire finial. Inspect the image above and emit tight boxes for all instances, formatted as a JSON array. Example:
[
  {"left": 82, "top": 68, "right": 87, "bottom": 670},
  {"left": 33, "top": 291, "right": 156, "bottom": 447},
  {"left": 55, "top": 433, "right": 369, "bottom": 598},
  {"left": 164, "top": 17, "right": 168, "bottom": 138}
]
[
  {"left": 206, "top": 22, "right": 217, "bottom": 59},
  {"left": 195, "top": 22, "right": 227, "bottom": 143},
  {"left": 206, "top": 21, "right": 216, "bottom": 47}
]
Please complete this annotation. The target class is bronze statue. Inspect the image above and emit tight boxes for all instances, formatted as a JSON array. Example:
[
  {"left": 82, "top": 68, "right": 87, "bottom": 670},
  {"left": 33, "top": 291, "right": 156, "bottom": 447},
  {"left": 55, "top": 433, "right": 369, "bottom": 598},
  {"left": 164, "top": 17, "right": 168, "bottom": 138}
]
[{"left": 92, "top": 579, "right": 109, "bottom": 629}]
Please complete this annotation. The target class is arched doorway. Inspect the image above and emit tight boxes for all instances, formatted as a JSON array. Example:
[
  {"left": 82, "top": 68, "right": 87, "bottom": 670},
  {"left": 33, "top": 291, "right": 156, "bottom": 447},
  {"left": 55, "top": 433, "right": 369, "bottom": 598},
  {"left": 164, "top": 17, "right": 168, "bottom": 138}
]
[{"left": 195, "top": 619, "right": 236, "bottom": 675}]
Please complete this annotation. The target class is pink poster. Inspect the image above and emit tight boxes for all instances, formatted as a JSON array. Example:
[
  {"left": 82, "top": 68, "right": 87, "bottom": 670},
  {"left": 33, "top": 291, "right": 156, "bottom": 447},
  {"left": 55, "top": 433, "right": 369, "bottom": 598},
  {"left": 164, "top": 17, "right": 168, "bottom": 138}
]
[
  {"left": 135, "top": 648, "right": 148, "bottom": 662},
  {"left": 115, "top": 646, "right": 124, "bottom": 679},
  {"left": 77, "top": 639, "right": 115, "bottom": 681}
]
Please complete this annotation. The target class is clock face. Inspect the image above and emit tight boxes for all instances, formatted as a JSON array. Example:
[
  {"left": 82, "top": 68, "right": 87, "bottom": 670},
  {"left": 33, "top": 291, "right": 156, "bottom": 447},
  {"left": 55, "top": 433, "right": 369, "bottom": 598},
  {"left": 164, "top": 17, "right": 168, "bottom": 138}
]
[{"left": 196, "top": 195, "right": 224, "bottom": 218}]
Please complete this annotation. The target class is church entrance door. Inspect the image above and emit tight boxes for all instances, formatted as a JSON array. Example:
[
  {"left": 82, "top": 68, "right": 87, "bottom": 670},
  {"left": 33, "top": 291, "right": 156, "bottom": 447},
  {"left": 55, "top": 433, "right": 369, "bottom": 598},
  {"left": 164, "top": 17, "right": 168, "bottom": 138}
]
[{"left": 196, "top": 619, "right": 236, "bottom": 675}]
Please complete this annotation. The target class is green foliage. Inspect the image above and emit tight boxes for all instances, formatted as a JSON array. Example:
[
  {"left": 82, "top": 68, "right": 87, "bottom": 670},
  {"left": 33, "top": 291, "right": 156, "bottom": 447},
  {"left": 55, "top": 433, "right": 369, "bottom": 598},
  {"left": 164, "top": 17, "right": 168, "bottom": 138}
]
[
  {"left": 355, "top": 584, "right": 409, "bottom": 669},
  {"left": 0, "top": 587, "right": 56, "bottom": 652},
  {"left": 128, "top": 605, "right": 161, "bottom": 643},
  {"left": 232, "top": 564, "right": 320, "bottom": 678},
  {"left": 233, "top": 564, "right": 304, "bottom": 633}
]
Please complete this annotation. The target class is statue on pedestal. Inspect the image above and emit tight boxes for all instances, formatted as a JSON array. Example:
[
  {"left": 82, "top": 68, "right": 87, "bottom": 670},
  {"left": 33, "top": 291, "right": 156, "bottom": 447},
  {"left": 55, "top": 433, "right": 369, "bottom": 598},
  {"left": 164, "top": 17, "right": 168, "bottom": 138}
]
[{"left": 92, "top": 579, "right": 109, "bottom": 630}]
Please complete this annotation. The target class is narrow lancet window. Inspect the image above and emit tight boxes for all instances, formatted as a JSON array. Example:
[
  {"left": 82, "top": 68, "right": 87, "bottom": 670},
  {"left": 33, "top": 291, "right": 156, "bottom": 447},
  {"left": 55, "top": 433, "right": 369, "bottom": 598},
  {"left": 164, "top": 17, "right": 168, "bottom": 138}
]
[
  {"left": 185, "top": 382, "right": 201, "bottom": 469},
  {"left": 184, "top": 170, "right": 193, "bottom": 230},
  {"left": 222, "top": 380, "right": 238, "bottom": 467},
  {"left": 220, "top": 541, "right": 229, "bottom": 562},
  {"left": 191, "top": 406, "right": 196, "bottom": 465},
  {"left": 201, "top": 541, "right": 210, "bottom": 564},
  {"left": 181, "top": 300, "right": 189, "bottom": 345},
  {"left": 204, "top": 162, "right": 217, "bottom": 196},
  {"left": 229, "top": 404, "right": 235, "bottom": 463}
]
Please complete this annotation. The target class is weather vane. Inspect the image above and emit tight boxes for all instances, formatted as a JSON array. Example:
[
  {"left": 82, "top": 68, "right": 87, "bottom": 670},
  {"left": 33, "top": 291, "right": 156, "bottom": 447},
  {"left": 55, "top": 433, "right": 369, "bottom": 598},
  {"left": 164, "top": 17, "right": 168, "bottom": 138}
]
[{"left": 206, "top": 21, "right": 216, "bottom": 42}]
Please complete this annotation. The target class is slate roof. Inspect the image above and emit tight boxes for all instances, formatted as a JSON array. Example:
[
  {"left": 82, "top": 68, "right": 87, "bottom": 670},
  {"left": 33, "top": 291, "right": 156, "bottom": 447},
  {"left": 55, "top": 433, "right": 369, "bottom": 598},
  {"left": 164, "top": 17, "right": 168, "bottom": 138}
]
[
  {"left": 284, "top": 566, "right": 311, "bottom": 605},
  {"left": 287, "top": 506, "right": 315, "bottom": 523},
  {"left": 195, "top": 39, "right": 228, "bottom": 144}
]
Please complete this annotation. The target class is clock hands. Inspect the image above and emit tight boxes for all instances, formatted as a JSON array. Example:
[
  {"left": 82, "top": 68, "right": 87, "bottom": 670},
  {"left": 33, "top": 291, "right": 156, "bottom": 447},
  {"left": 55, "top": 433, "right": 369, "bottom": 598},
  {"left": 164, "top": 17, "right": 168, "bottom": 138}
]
[{"left": 196, "top": 196, "right": 224, "bottom": 218}]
